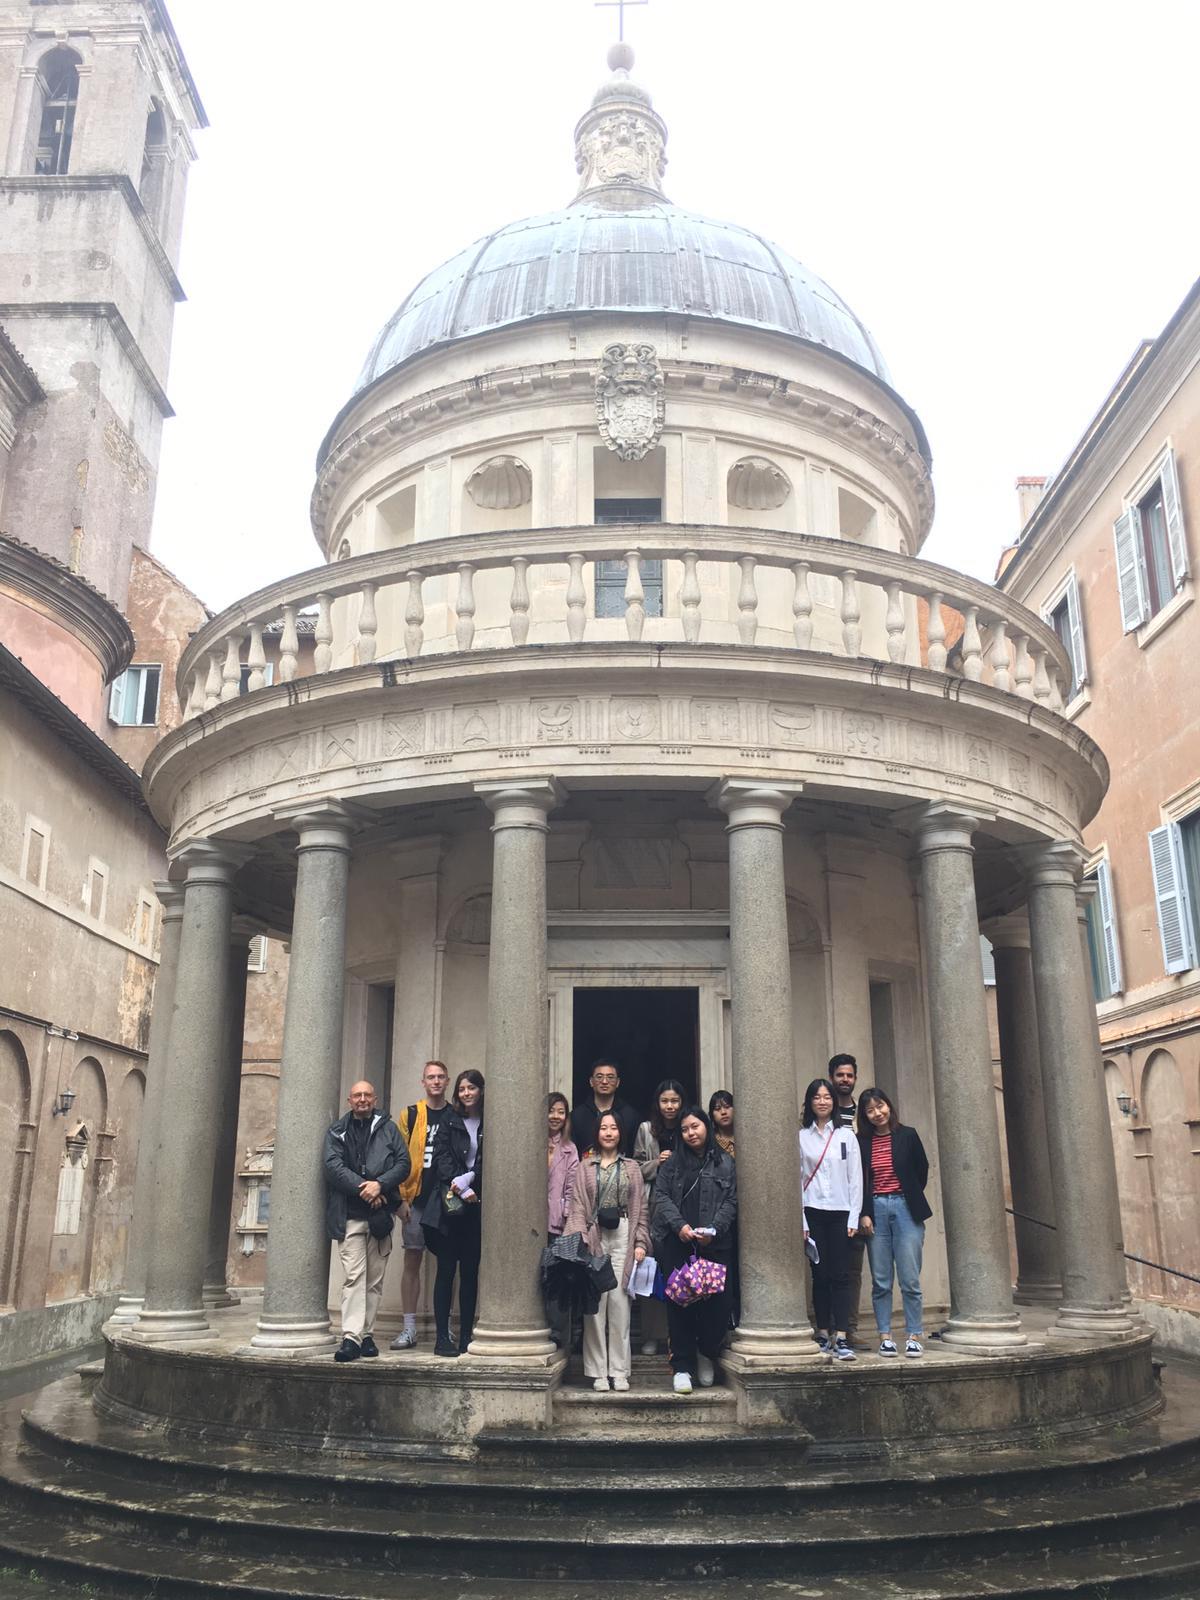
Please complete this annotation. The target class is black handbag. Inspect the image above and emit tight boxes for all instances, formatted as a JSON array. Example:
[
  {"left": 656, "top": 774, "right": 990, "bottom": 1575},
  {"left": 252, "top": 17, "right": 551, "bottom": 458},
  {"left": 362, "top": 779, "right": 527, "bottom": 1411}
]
[{"left": 594, "top": 1161, "right": 622, "bottom": 1231}]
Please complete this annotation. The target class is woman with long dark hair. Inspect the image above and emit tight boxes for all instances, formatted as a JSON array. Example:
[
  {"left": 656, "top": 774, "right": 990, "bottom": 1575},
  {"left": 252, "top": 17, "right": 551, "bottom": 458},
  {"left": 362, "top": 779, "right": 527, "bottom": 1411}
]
[
  {"left": 708, "top": 1090, "right": 735, "bottom": 1158},
  {"left": 856, "top": 1087, "right": 931, "bottom": 1358},
  {"left": 545, "top": 1091, "right": 580, "bottom": 1349},
  {"left": 633, "top": 1078, "right": 686, "bottom": 1354},
  {"left": 799, "top": 1076, "right": 862, "bottom": 1362},
  {"left": 420, "top": 1068, "right": 484, "bottom": 1358},
  {"left": 652, "top": 1106, "right": 737, "bottom": 1395}
]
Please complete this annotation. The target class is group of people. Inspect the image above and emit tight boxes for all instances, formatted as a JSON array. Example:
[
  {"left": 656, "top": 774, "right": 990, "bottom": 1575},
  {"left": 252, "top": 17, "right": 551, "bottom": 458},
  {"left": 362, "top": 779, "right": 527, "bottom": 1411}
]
[{"left": 322, "top": 1051, "right": 931, "bottom": 1391}]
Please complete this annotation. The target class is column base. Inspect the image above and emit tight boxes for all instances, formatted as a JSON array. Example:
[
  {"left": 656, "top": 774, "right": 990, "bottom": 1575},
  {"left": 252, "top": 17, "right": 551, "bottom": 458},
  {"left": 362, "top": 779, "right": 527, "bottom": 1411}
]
[
  {"left": 939, "top": 1312, "right": 1028, "bottom": 1353},
  {"left": 249, "top": 1315, "right": 335, "bottom": 1352},
  {"left": 727, "top": 1321, "right": 818, "bottom": 1361},
  {"left": 1013, "top": 1278, "right": 1062, "bottom": 1306},
  {"left": 127, "top": 1306, "right": 213, "bottom": 1343},
  {"left": 202, "top": 1283, "right": 240, "bottom": 1309},
  {"left": 1048, "top": 1304, "right": 1139, "bottom": 1342},
  {"left": 106, "top": 1294, "right": 144, "bottom": 1326},
  {"left": 466, "top": 1322, "right": 557, "bottom": 1363}
]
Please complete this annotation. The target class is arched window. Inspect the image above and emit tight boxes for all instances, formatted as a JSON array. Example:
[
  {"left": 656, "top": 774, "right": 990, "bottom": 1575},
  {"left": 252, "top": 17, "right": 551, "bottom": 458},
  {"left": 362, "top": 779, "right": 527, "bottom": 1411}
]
[{"left": 34, "top": 48, "right": 80, "bottom": 176}]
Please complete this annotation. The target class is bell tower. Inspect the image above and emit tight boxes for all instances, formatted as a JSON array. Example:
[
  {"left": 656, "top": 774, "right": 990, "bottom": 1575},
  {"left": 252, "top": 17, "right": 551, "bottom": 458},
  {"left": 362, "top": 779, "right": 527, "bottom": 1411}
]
[{"left": 0, "top": 1, "right": 205, "bottom": 608}]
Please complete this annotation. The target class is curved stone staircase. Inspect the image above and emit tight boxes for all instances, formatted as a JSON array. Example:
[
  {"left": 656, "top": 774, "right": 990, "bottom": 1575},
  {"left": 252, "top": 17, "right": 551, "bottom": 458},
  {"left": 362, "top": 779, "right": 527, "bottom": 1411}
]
[{"left": 1, "top": 1363, "right": 1199, "bottom": 1599}]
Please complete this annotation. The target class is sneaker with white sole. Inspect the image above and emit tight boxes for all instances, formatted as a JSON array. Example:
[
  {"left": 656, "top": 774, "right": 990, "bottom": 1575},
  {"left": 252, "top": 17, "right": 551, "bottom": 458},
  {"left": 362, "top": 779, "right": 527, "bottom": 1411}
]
[
  {"left": 640, "top": 1340, "right": 660, "bottom": 1356},
  {"left": 592, "top": 1376, "right": 610, "bottom": 1392},
  {"left": 672, "top": 1371, "right": 693, "bottom": 1395},
  {"left": 815, "top": 1333, "right": 831, "bottom": 1353},
  {"left": 389, "top": 1328, "right": 417, "bottom": 1351},
  {"left": 611, "top": 1376, "right": 630, "bottom": 1392},
  {"left": 878, "top": 1337, "right": 898, "bottom": 1357},
  {"left": 905, "top": 1337, "right": 924, "bottom": 1359},
  {"left": 695, "top": 1354, "right": 715, "bottom": 1387},
  {"left": 834, "top": 1336, "right": 856, "bottom": 1361}
]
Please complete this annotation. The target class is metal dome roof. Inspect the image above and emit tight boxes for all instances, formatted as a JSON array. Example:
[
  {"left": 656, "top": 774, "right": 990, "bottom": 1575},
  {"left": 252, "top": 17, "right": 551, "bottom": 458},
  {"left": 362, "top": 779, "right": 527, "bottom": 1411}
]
[{"left": 355, "top": 200, "right": 892, "bottom": 395}]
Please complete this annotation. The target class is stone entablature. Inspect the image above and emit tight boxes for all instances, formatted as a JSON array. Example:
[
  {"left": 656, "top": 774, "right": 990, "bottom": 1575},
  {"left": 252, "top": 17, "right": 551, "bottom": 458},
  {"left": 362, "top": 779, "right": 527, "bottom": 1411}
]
[{"left": 144, "top": 649, "right": 1104, "bottom": 855}]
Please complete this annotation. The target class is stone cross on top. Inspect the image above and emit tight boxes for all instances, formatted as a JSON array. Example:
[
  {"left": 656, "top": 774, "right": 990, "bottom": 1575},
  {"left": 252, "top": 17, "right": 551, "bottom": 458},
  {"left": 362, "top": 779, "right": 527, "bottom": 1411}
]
[{"left": 595, "top": 0, "right": 647, "bottom": 42}]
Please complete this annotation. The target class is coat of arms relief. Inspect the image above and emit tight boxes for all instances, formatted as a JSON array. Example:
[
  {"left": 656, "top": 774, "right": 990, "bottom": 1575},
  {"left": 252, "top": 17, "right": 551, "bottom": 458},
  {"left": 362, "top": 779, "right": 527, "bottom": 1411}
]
[{"left": 594, "top": 342, "right": 665, "bottom": 462}]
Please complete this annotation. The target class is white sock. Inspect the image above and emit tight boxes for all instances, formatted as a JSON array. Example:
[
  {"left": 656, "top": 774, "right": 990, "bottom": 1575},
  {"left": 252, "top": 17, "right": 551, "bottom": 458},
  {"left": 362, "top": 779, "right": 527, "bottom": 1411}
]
[{"left": 404, "top": 1313, "right": 416, "bottom": 1334}]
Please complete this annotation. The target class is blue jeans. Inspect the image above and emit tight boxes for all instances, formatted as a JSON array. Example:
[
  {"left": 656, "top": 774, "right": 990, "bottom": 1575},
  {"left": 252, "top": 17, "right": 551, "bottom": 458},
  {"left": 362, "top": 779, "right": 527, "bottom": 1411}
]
[{"left": 866, "top": 1194, "right": 924, "bottom": 1336}]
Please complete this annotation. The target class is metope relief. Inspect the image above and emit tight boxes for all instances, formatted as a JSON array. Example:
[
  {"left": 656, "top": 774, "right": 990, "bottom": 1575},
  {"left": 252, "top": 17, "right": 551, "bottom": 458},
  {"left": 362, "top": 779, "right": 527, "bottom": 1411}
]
[
  {"left": 455, "top": 705, "right": 498, "bottom": 749},
  {"left": 611, "top": 697, "right": 660, "bottom": 741},
  {"left": 384, "top": 713, "right": 425, "bottom": 757},
  {"left": 770, "top": 704, "right": 816, "bottom": 747},
  {"left": 843, "top": 713, "right": 883, "bottom": 757},
  {"left": 322, "top": 723, "right": 358, "bottom": 769},
  {"left": 907, "top": 723, "right": 943, "bottom": 768},
  {"left": 966, "top": 738, "right": 992, "bottom": 779},
  {"left": 535, "top": 700, "right": 577, "bottom": 742},
  {"left": 691, "top": 699, "right": 740, "bottom": 742}
]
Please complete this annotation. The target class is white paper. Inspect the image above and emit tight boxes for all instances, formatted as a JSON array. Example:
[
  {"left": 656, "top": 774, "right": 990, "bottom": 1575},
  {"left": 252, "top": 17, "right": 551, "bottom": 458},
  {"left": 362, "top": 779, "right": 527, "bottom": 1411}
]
[{"left": 627, "top": 1255, "right": 658, "bottom": 1297}]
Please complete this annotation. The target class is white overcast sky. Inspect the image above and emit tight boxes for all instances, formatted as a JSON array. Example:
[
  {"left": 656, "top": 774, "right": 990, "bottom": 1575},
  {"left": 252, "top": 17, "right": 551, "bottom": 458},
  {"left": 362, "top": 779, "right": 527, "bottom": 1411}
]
[{"left": 153, "top": 0, "right": 1200, "bottom": 612}]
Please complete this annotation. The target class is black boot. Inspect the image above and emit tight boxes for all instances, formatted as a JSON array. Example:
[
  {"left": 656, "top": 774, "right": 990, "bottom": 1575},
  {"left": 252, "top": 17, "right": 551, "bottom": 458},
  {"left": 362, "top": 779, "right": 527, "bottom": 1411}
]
[
  {"left": 334, "top": 1336, "right": 361, "bottom": 1363},
  {"left": 359, "top": 1334, "right": 379, "bottom": 1357},
  {"left": 434, "top": 1332, "right": 459, "bottom": 1358}
]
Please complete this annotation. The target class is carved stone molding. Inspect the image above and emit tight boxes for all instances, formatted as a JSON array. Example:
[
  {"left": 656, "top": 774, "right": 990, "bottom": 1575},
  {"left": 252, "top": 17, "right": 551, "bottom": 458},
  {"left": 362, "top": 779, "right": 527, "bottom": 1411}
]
[
  {"left": 594, "top": 343, "right": 665, "bottom": 462},
  {"left": 727, "top": 455, "right": 791, "bottom": 510}
]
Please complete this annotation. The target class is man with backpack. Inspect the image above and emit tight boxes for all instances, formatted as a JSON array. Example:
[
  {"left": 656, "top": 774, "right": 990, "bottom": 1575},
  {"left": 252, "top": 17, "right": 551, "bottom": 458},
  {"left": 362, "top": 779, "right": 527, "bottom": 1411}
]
[{"left": 390, "top": 1060, "right": 452, "bottom": 1350}]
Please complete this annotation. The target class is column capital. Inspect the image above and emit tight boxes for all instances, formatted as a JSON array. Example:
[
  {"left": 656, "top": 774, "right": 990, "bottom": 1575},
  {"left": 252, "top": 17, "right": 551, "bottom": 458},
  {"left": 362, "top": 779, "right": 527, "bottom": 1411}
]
[
  {"left": 476, "top": 778, "right": 563, "bottom": 831},
  {"left": 153, "top": 879, "right": 187, "bottom": 921},
  {"left": 1023, "top": 839, "right": 1085, "bottom": 889},
  {"left": 168, "top": 839, "right": 249, "bottom": 886},
  {"left": 903, "top": 800, "right": 994, "bottom": 855},
  {"left": 982, "top": 910, "right": 1031, "bottom": 951},
  {"left": 273, "top": 799, "right": 367, "bottom": 852},
  {"left": 708, "top": 779, "right": 803, "bottom": 831},
  {"left": 1074, "top": 876, "right": 1100, "bottom": 919}
]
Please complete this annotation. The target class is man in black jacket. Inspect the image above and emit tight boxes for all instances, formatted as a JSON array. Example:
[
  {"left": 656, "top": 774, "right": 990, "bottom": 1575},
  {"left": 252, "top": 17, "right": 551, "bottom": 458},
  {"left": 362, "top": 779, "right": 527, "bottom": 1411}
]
[
  {"left": 324, "top": 1081, "right": 411, "bottom": 1363},
  {"left": 570, "top": 1059, "right": 640, "bottom": 1156}
]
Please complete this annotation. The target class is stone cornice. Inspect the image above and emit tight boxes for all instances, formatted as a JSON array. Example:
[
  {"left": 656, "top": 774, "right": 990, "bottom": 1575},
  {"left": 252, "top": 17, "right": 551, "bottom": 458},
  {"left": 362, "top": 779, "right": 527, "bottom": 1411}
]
[
  {"left": 0, "top": 301, "right": 173, "bottom": 418},
  {"left": 1000, "top": 278, "right": 1200, "bottom": 600},
  {"left": 310, "top": 357, "right": 935, "bottom": 554},
  {"left": 0, "top": 175, "right": 185, "bottom": 303},
  {"left": 0, "top": 533, "right": 133, "bottom": 681}
]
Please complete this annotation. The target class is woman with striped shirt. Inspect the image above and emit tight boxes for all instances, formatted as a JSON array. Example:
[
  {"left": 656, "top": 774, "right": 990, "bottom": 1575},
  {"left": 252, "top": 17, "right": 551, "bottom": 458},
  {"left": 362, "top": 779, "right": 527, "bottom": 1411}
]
[{"left": 856, "top": 1088, "right": 931, "bottom": 1358}]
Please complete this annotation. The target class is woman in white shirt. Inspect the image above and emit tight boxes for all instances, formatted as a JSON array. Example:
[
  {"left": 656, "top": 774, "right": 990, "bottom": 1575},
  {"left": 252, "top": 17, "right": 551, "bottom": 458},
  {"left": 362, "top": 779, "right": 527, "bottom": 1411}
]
[{"left": 798, "top": 1076, "right": 863, "bottom": 1361}]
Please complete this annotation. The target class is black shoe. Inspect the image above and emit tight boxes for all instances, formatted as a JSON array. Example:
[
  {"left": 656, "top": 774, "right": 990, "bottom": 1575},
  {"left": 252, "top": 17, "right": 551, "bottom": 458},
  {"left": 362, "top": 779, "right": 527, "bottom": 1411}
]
[
  {"left": 359, "top": 1334, "right": 379, "bottom": 1358},
  {"left": 334, "top": 1337, "right": 361, "bottom": 1363},
  {"left": 434, "top": 1335, "right": 459, "bottom": 1358},
  {"left": 459, "top": 1328, "right": 473, "bottom": 1353}
]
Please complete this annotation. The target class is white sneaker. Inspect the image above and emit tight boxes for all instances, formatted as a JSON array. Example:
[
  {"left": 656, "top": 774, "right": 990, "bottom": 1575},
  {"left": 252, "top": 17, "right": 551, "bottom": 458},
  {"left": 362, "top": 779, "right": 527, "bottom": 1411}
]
[
  {"left": 592, "top": 1376, "right": 610, "bottom": 1392},
  {"left": 389, "top": 1328, "right": 417, "bottom": 1350},
  {"left": 640, "top": 1340, "right": 659, "bottom": 1355},
  {"left": 695, "top": 1354, "right": 715, "bottom": 1387},
  {"left": 611, "top": 1375, "right": 630, "bottom": 1392},
  {"left": 672, "top": 1371, "right": 693, "bottom": 1395},
  {"left": 905, "top": 1337, "right": 924, "bottom": 1359},
  {"left": 878, "top": 1337, "right": 898, "bottom": 1357}
]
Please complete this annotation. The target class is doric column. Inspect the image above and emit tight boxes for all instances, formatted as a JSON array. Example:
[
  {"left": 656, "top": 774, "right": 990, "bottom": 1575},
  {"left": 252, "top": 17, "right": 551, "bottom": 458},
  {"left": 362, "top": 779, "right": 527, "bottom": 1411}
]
[
  {"left": 467, "top": 781, "right": 561, "bottom": 1361},
  {"left": 713, "top": 779, "right": 812, "bottom": 1359},
  {"left": 134, "top": 845, "right": 241, "bottom": 1340},
  {"left": 1025, "top": 845, "right": 1135, "bottom": 1339},
  {"left": 912, "top": 805, "right": 1025, "bottom": 1350},
  {"left": 202, "top": 919, "right": 255, "bottom": 1308},
  {"left": 985, "top": 913, "right": 1061, "bottom": 1304},
  {"left": 252, "top": 806, "right": 357, "bottom": 1350},
  {"left": 1075, "top": 883, "right": 1132, "bottom": 1305},
  {"left": 110, "top": 881, "right": 185, "bottom": 1325}
]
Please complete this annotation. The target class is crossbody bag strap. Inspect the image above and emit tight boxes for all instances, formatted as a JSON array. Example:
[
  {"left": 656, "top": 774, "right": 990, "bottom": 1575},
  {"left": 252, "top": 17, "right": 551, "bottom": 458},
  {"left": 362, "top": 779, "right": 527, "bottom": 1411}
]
[{"left": 803, "top": 1126, "right": 837, "bottom": 1192}]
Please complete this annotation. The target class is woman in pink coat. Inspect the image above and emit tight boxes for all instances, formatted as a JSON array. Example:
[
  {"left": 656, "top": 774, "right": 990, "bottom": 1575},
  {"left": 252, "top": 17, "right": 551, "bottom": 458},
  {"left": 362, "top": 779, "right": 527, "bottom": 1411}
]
[{"left": 545, "top": 1092, "right": 580, "bottom": 1348}]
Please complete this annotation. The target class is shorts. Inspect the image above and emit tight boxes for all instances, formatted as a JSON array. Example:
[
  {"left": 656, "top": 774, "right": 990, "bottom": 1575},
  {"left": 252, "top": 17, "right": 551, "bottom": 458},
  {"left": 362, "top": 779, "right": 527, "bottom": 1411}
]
[{"left": 401, "top": 1202, "right": 427, "bottom": 1250}]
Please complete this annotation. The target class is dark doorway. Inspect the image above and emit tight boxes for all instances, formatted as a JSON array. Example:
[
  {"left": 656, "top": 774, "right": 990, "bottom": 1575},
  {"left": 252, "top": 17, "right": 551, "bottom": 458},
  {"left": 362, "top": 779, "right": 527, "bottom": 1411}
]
[{"left": 572, "top": 987, "right": 699, "bottom": 1123}]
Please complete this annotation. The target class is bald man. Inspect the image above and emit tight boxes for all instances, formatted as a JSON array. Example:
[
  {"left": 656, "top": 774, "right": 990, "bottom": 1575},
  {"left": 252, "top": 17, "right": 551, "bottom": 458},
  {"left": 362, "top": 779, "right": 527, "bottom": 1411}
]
[{"left": 324, "top": 1080, "right": 411, "bottom": 1363}]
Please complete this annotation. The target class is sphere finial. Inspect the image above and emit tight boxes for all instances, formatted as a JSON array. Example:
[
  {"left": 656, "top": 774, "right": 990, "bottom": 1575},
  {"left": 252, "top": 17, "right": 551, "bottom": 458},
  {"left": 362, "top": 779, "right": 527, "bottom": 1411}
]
[{"left": 607, "top": 40, "right": 635, "bottom": 73}]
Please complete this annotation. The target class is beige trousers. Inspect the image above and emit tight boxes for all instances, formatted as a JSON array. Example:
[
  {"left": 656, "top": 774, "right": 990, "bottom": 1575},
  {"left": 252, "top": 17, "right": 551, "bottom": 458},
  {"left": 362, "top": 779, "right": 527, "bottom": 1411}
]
[
  {"left": 338, "top": 1218, "right": 393, "bottom": 1342},
  {"left": 583, "top": 1217, "right": 631, "bottom": 1380}
]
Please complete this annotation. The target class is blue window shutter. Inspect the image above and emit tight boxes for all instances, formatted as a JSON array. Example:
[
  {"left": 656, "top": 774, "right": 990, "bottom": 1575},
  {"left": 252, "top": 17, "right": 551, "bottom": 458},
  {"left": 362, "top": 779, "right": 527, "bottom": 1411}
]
[{"left": 1095, "top": 859, "right": 1122, "bottom": 996}]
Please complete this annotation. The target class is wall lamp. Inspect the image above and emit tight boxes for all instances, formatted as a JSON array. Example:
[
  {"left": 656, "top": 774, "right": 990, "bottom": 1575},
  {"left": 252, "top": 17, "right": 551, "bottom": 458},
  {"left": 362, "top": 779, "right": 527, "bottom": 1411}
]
[
  {"left": 1115, "top": 1089, "right": 1137, "bottom": 1118},
  {"left": 51, "top": 1086, "right": 78, "bottom": 1118}
]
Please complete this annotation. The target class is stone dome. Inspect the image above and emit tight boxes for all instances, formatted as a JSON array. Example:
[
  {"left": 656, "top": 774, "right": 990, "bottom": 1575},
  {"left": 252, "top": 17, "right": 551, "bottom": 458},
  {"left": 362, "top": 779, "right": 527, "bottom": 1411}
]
[{"left": 354, "top": 200, "right": 892, "bottom": 395}]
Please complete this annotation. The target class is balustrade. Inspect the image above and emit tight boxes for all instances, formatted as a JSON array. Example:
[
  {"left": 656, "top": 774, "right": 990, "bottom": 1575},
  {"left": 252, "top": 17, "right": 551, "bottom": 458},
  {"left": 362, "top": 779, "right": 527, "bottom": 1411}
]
[{"left": 174, "top": 525, "right": 1072, "bottom": 725}]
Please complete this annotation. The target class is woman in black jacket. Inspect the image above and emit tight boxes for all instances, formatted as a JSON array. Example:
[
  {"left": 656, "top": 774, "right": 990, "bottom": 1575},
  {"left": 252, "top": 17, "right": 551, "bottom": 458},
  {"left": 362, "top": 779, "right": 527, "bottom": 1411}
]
[
  {"left": 421, "top": 1069, "right": 484, "bottom": 1358},
  {"left": 652, "top": 1107, "right": 737, "bottom": 1396},
  {"left": 856, "top": 1087, "right": 932, "bottom": 1359}
]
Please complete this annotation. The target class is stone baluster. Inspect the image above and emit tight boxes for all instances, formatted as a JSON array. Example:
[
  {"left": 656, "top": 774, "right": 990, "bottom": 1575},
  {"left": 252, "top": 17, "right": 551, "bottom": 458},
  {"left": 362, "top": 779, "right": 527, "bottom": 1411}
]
[
  {"left": 911, "top": 804, "right": 1025, "bottom": 1350},
  {"left": 840, "top": 569, "right": 861, "bottom": 656},
  {"left": 712, "top": 780, "right": 812, "bottom": 1363},
  {"left": 455, "top": 563, "right": 476, "bottom": 650},
  {"left": 985, "top": 913, "right": 1061, "bottom": 1305},
  {"left": 203, "top": 919, "right": 255, "bottom": 1308},
  {"left": 404, "top": 571, "right": 424, "bottom": 658},
  {"left": 356, "top": 582, "right": 378, "bottom": 665},
  {"left": 1025, "top": 845, "right": 1135, "bottom": 1340},
  {"left": 792, "top": 562, "right": 813, "bottom": 648},
  {"left": 624, "top": 551, "right": 646, "bottom": 641},
  {"left": 134, "top": 843, "right": 243, "bottom": 1341},
  {"left": 927, "top": 589, "right": 947, "bottom": 671},
  {"left": 468, "top": 781, "right": 561, "bottom": 1362},
  {"left": 566, "top": 554, "right": 586, "bottom": 643},
  {"left": 990, "top": 619, "right": 1011, "bottom": 692},
  {"left": 185, "top": 667, "right": 205, "bottom": 718},
  {"left": 1013, "top": 633, "right": 1034, "bottom": 699},
  {"left": 252, "top": 805, "right": 358, "bottom": 1350},
  {"left": 220, "top": 633, "right": 242, "bottom": 702},
  {"left": 885, "top": 580, "right": 906, "bottom": 663},
  {"left": 279, "top": 606, "right": 299, "bottom": 682},
  {"left": 246, "top": 624, "right": 268, "bottom": 692},
  {"left": 680, "top": 551, "right": 701, "bottom": 643},
  {"left": 737, "top": 556, "right": 758, "bottom": 645},
  {"left": 110, "top": 882, "right": 185, "bottom": 1324},
  {"left": 1031, "top": 645, "right": 1051, "bottom": 702},
  {"left": 203, "top": 648, "right": 222, "bottom": 710},
  {"left": 961, "top": 607, "right": 983, "bottom": 680},
  {"left": 314, "top": 593, "right": 333, "bottom": 673},
  {"left": 509, "top": 558, "right": 531, "bottom": 646},
  {"left": 1047, "top": 664, "right": 1065, "bottom": 712}
]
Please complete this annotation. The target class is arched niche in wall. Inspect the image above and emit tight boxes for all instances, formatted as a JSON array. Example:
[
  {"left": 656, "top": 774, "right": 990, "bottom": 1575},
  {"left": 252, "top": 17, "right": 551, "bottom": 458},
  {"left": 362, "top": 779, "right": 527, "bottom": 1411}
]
[
  {"left": 726, "top": 454, "right": 794, "bottom": 534},
  {"left": 1140, "top": 1049, "right": 1199, "bottom": 1296},
  {"left": 0, "top": 1030, "right": 32, "bottom": 1305},
  {"left": 463, "top": 455, "right": 532, "bottom": 535},
  {"left": 29, "top": 46, "right": 81, "bottom": 176}
]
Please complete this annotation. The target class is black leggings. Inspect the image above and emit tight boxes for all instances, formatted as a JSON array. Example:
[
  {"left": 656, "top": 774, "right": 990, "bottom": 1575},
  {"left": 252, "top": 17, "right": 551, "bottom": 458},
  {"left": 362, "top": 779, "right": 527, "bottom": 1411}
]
[
  {"left": 423, "top": 1210, "right": 481, "bottom": 1344},
  {"left": 805, "top": 1206, "right": 851, "bottom": 1334}
]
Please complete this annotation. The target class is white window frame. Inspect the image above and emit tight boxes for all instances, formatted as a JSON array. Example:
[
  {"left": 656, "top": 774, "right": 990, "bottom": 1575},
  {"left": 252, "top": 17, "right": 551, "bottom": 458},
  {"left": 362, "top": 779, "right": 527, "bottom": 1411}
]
[
  {"left": 108, "top": 663, "right": 162, "bottom": 727},
  {"left": 1040, "top": 566, "right": 1088, "bottom": 703},
  {"left": 1148, "top": 820, "right": 1198, "bottom": 975},
  {"left": 1114, "top": 445, "right": 1190, "bottom": 635},
  {"left": 20, "top": 816, "right": 50, "bottom": 890},
  {"left": 84, "top": 857, "right": 109, "bottom": 922}
]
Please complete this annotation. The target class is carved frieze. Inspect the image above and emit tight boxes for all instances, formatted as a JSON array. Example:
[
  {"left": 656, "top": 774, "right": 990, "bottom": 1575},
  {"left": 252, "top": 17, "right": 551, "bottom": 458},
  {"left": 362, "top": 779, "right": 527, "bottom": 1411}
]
[
  {"left": 611, "top": 697, "right": 660, "bottom": 741},
  {"left": 535, "top": 700, "right": 577, "bottom": 742},
  {"left": 595, "top": 343, "right": 665, "bottom": 462}
]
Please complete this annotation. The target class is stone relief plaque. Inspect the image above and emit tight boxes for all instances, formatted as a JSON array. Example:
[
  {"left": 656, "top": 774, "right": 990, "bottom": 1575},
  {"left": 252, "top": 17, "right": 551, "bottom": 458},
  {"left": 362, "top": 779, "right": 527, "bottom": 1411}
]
[
  {"left": 384, "top": 713, "right": 425, "bottom": 757},
  {"left": 534, "top": 699, "right": 577, "bottom": 742},
  {"left": 907, "top": 723, "right": 943, "bottom": 767},
  {"left": 273, "top": 737, "right": 307, "bottom": 780},
  {"left": 322, "top": 723, "right": 358, "bottom": 769},
  {"left": 769, "top": 703, "right": 816, "bottom": 747},
  {"left": 611, "top": 697, "right": 660, "bottom": 741},
  {"left": 593, "top": 837, "right": 672, "bottom": 890},
  {"left": 843, "top": 713, "right": 883, "bottom": 756},
  {"left": 691, "top": 699, "right": 740, "bottom": 742},
  {"left": 1008, "top": 751, "right": 1031, "bottom": 795},
  {"left": 455, "top": 705, "right": 498, "bottom": 748},
  {"left": 594, "top": 343, "right": 665, "bottom": 462},
  {"left": 967, "top": 738, "right": 992, "bottom": 779}
]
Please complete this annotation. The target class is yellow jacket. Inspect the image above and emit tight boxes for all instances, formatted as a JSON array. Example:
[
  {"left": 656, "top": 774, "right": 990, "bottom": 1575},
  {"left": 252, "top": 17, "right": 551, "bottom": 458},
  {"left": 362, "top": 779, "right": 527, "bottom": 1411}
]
[{"left": 397, "top": 1100, "right": 429, "bottom": 1205}]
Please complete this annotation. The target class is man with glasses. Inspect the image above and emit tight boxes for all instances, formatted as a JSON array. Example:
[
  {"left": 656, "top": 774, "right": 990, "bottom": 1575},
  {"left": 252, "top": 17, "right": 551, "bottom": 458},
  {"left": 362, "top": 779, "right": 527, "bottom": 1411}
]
[{"left": 570, "top": 1058, "right": 640, "bottom": 1156}]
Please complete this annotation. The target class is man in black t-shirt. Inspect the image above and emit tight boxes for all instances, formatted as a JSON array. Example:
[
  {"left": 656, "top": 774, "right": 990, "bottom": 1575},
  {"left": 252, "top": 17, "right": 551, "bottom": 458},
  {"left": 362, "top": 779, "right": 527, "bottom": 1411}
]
[
  {"left": 570, "top": 1058, "right": 640, "bottom": 1156},
  {"left": 390, "top": 1060, "right": 451, "bottom": 1350},
  {"left": 829, "top": 1053, "right": 865, "bottom": 1343}
]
